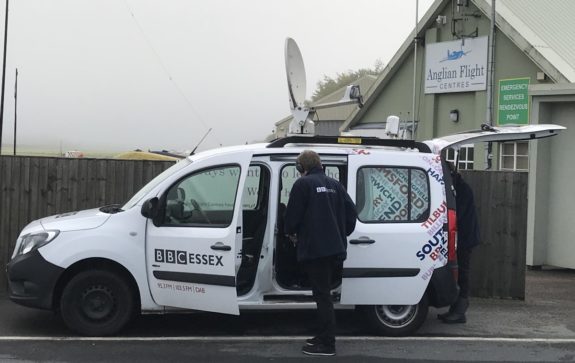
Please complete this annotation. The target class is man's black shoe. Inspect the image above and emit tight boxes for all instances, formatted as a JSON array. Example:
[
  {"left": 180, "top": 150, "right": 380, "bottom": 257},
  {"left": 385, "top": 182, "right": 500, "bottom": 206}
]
[
  {"left": 437, "top": 306, "right": 455, "bottom": 320},
  {"left": 302, "top": 344, "right": 336, "bottom": 356},
  {"left": 437, "top": 311, "right": 450, "bottom": 320},
  {"left": 305, "top": 337, "right": 321, "bottom": 346},
  {"left": 441, "top": 312, "right": 467, "bottom": 324}
]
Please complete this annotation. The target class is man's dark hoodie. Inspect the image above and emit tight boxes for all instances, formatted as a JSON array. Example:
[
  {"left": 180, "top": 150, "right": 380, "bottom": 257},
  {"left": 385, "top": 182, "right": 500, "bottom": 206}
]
[{"left": 284, "top": 166, "right": 357, "bottom": 262}]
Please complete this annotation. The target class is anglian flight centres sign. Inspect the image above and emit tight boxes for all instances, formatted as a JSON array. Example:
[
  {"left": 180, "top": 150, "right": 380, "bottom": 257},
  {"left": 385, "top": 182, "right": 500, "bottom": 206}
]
[{"left": 425, "top": 36, "right": 488, "bottom": 94}]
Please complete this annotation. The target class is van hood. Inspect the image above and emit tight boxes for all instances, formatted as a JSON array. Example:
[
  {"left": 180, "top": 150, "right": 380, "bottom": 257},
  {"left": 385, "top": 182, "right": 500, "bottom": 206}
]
[{"left": 39, "top": 208, "right": 112, "bottom": 232}]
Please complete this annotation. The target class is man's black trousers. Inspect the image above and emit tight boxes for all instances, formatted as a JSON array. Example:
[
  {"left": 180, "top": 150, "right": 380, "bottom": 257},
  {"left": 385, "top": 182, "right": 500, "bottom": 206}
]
[
  {"left": 457, "top": 247, "right": 473, "bottom": 298},
  {"left": 303, "top": 256, "right": 337, "bottom": 348}
]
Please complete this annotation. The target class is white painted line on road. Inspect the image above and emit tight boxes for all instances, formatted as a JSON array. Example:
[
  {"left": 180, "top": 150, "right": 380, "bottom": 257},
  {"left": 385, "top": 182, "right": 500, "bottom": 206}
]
[{"left": 0, "top": 336, "right": 575, "bottom": 343}]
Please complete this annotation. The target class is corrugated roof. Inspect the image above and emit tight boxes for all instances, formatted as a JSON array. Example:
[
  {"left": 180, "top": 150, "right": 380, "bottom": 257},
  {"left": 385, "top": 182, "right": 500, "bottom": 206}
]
[
  {"left": 472, "top": 0, "right": 575, "bottom": 82},
  {"left": 502, "top": 0, "right": 575, "bottom": 67}
]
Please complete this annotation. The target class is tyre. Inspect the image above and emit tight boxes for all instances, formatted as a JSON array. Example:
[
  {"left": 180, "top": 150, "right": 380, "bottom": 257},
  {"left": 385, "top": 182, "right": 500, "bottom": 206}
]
[
  {"left": 361, "top": 293, "right": 429, "bottom": 336},
  {"left": 60, "top": 269, "right": 136, "bottom": 336}
]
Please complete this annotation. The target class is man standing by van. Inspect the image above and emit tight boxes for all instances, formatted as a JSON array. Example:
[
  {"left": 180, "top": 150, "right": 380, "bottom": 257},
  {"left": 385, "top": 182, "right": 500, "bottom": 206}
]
[
  {"left": 439, "top": 166, "right": 480, "bottom": 324},
  {"left": 285, "top": 150, "right": 357, "bottom": 356}
]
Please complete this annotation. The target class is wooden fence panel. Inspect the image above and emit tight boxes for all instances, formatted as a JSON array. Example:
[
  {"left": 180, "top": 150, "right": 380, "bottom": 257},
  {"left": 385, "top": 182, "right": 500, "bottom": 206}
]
[
  {"left": 0, "top": 156, "right": 174, "bottom": 292},
  {"left": 462, "top": 171, "right": 528, "bottom": 300},
  {"left": 1, "top": 158, "right": 528, "bottom": 300}
]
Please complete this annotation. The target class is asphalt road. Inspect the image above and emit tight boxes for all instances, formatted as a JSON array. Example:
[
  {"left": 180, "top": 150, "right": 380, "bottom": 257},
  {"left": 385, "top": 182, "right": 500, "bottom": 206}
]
[
  {"left": 0, "top": 339, "right": 574, "bottom": 362},
  {"left": 0, "top": 268, "right": 574, "bottom": 362}
]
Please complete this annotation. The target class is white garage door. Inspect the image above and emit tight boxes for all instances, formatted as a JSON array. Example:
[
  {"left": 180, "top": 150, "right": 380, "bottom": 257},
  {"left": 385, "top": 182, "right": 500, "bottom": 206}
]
[{"left": 546, "top": 102, "right": 575, "bottom": 268}]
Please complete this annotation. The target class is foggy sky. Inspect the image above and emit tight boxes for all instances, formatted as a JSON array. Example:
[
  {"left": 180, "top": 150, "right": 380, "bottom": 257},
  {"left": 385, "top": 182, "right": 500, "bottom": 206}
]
[{"left": 0, "top": 0, "right": 433, "bottom": 154}]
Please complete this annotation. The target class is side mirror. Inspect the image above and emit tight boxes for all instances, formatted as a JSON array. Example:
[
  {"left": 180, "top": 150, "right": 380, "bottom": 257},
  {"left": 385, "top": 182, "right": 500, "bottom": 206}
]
[{"left": 141, "top": 197, "right": 159, "bottom": 219}]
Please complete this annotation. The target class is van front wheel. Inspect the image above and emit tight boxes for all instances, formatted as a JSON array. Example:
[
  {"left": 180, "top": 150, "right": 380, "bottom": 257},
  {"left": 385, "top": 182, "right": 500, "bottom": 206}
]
[
  {"left": 60, "top": 269, "right": 135, "bottom": 336},
  {"left": 361, "top": 294, "right": 429, "bottom": 336}
]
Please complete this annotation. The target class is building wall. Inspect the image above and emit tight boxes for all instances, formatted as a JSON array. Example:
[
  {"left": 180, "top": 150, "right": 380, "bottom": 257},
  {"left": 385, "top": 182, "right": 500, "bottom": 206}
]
[
  {"left": 359, "top": 50, "right": 419, "bottom": 125},
  {"left": 351, "top": 0, "right": 575, "bottom": 269},
  {"left": 357, "top": 0, "right": 550, "bottom": 169}
]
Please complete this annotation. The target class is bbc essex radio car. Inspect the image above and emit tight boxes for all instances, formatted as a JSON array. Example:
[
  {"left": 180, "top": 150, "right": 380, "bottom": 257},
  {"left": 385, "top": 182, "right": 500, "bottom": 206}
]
[
  {"left": 6, "top": 38, "right": 566, "bottom": 335},
  {"left": 7, "top": 125, "right": 564, "bottom": 336}
]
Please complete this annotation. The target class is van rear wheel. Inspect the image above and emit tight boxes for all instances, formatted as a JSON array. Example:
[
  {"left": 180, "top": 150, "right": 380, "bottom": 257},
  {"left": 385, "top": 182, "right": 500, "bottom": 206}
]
[
  {"left": 361, "top": 294, "right": 428, "bottom": 336},
  {"left": 60, "top": 269, "right": 135, "bottom": 336}
]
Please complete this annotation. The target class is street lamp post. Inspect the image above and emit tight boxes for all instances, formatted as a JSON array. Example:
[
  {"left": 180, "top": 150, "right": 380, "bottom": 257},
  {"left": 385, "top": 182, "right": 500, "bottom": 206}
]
[
  {"left": 0, "top": 0, "right": 9, "bottom": 156},
  {"left": 13, "top": 67, "right": 17, "bottom": 155}
]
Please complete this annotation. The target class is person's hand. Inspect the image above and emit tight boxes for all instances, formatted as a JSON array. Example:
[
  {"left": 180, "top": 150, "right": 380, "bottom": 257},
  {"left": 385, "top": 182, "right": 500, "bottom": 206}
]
[{"left": 287, "top": 234, "right": 298, "bottom": 246}]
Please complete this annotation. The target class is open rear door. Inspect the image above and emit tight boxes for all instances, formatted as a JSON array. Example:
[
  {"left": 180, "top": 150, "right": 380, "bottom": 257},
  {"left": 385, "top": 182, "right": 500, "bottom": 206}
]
[{"left": 424, "top": 124, "right": 565, "bottom": 154}]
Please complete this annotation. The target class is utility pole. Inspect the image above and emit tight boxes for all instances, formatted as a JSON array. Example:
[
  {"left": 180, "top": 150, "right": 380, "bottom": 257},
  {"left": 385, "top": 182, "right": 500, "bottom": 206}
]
[
  {"left": 13, "top": 67, "right": 17, "bottom": 155},
  {"left": 485, "top": 0, "right": 496, "bottom": 169},
  {"left": 0, "top": 0, "right": 9, "bottom": 156},
  {"left": 411, "top": 0, "right": 419, "bottom": 140}
]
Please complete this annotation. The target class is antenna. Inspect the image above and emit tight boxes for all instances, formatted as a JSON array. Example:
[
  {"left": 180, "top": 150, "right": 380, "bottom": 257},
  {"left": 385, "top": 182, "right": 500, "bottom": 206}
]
[
  {"left": 284, "top": 38, "right": 364, "bottom": 137},
  {"left": 190, "top": 127, "right": 212, "bottom": 155}
]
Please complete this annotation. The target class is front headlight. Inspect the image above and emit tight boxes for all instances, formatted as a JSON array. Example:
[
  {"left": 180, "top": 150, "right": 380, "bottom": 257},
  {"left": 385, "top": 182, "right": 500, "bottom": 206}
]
[{"left": 17, "top": 230, "right": 60, "bottom": 256}]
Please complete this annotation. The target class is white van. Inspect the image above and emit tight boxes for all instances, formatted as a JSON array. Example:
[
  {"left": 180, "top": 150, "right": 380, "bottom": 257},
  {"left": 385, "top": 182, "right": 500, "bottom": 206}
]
[{"left": 7, "top": 126, "right": 563, "bottom": 336}]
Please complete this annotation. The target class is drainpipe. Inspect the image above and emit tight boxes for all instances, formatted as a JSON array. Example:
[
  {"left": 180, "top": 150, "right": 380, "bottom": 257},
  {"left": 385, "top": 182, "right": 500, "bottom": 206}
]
[
  {"left": 485, "top": 0, "right": 496, "bottom": 169},
  {"left": 411, "top": 0, "right": 419, "bottom": 140},
  {"left": 0, "top": 0, "right": 9, "bottom": 155}
]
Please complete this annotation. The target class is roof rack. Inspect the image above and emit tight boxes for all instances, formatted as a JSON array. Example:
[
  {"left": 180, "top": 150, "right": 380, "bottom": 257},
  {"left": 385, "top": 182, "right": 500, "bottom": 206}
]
[{"left": 267, "top": 135, "right": 431, "bottom": 153}]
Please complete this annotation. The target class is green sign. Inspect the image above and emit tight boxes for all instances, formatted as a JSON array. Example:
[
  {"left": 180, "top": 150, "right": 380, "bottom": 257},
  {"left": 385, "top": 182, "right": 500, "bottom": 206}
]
[{"left": 498, "top": 78, "right": 530, "bottom": 125}]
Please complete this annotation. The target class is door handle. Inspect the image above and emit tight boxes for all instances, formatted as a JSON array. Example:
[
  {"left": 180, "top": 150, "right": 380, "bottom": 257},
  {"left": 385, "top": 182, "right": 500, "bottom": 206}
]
[
  {"left": 349, "top": 238, "right": 375, "bottom": 245},
  {"left": 211, "top": 243, "right": 232, "bottom": 251}
]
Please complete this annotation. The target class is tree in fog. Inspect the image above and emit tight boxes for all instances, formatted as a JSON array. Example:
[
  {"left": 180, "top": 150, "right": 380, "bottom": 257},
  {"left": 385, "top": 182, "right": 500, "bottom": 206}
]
[{"left": 311, "top": 59, "right": 384, "bottom": 101}]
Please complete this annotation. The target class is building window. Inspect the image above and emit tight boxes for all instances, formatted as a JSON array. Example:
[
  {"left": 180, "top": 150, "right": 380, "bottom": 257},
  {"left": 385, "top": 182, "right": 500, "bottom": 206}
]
[
  {"left": 445, "top": 145, "right": 474, "bottom": 170},
  {"left": 500, "top": 141, "right": 529, "bottom": 171}
]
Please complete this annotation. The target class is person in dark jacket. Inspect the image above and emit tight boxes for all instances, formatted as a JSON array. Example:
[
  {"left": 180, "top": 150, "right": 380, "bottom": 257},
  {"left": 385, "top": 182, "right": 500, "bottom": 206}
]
[
  {"left": 284, "top": 150, "right": 357, "bottom": 356},
  {"left": 439, "top": 165, "right": 480, "bottom": 324}
]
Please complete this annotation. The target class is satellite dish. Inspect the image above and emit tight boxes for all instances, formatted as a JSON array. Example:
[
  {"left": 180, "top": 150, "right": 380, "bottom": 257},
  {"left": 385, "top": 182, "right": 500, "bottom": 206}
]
[
  {"left": 285, "top": 37, "right": 307, "bottom": 110},
  {"left": 282, "top": 38, "right": 363, "bottom": 137},
  {"left": 285, "top": 38, "right": 314, "bottom": 135}
]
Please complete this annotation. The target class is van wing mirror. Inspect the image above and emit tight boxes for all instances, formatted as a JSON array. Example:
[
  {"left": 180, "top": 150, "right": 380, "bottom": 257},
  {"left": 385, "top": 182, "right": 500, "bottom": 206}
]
[{"left": 141, "top": 197, "right": 159, "bottom": 219}]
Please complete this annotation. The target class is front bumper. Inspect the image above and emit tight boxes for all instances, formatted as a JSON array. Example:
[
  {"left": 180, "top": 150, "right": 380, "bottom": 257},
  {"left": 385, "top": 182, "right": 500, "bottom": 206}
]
[{"left": 7, "top": 250, "right": 64, "bottom": 310}]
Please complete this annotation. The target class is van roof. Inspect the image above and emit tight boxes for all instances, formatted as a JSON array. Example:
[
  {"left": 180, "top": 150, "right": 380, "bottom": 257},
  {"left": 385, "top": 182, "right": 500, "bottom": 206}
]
[{"left": 187, "top": 136, "right": 430, "bottom": 162}]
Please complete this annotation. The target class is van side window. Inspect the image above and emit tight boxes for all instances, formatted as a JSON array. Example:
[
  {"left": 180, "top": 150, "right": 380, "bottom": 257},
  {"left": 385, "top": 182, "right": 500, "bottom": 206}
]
[
  {"left": 164, "top": 165, "right": 241, "bottom": 227},
  {"left": 356, "top": 167, "right": 430, "bottom": 223}
]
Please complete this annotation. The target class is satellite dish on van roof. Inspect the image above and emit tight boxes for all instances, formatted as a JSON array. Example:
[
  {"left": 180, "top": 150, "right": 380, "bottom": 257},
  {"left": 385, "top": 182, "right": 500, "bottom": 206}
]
[
  {"left": 285, "top": 38, "right": 314, "bottom": 135},
  {"left": 282, "top": 37, "right": 363, "bottom": 137},
  {"left": 285, "top": 37, "right": 307, "bottom": 110}
]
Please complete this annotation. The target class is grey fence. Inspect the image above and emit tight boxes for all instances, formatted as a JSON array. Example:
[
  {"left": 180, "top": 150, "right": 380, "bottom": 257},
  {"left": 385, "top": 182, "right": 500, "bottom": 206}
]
[{"left": 0, "top": 156, "right": 527, "bottom": 299}]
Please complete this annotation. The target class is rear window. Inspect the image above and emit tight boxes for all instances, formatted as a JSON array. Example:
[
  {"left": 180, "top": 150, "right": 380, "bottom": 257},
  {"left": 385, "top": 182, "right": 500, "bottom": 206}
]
[{"left": 356, "top": 167, "right": 430, "bottom": 223}]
